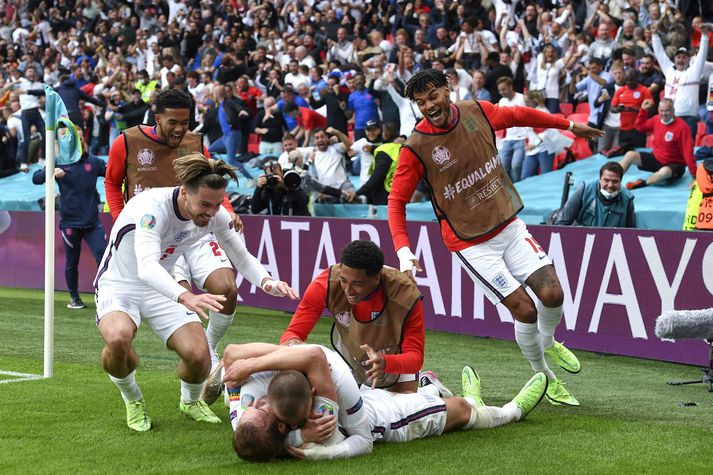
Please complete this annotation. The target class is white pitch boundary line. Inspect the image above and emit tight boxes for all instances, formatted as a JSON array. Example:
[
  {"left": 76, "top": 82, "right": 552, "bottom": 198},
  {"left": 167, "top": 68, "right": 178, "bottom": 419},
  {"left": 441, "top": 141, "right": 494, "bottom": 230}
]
[{"left": 0, "top": 370, "right": 43, "bottom": 384}]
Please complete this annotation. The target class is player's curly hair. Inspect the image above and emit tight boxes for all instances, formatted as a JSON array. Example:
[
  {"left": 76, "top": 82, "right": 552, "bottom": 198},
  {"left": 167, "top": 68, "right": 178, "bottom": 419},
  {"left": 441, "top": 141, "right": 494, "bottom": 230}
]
[
  {"left": 233, "top": 414, "right": 286, "bottom": 463},
  {"left": 173, "top": 154, "right": 238, "bottom": 192},
  {"left": 268, "top": 370, "right": 313, "bottom": 427},
  {"left": 404, "top": 69, "right": 448, "bottom": 100},
  {"left": 341, "top": 240, "right": 384, "bottom": 277},
  {"left": 155, "top": 88, "right": 192, "bottom": 113}
]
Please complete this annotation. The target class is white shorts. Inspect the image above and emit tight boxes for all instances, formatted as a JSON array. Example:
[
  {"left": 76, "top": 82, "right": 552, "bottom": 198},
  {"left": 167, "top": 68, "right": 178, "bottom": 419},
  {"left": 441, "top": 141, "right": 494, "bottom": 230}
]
[
  {"left": 455, "top": 219, "right": 552, "bottom": 304},
  {"left": 173, "top": 233, "right": 233, "bottom": 289},
  {"left": 95, "top": 281, "right": 201, "bottom": 344},
  {"left": 361, "top": 389, "right": 447, "bottom": 443}
]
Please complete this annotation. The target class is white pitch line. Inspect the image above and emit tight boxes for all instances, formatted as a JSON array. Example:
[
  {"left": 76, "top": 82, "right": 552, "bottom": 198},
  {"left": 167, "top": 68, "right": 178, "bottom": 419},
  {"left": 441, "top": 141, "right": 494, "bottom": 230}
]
[{"left": 0, "top": 370, "right": 43, "bottom": 384}]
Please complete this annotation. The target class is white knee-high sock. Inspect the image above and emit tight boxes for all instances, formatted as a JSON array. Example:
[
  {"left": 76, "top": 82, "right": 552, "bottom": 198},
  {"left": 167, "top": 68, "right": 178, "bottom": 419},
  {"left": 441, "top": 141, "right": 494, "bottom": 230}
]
[
  {"left": 463, "top": 400, "right": 520, "bottom": 430},
  {"left": 205, "top": 310, "right": 234, "bottom": 349},
  {"left": 537, "top": 301, "right": 563, "bottom": 349},
  {"left": 181, "top": 380, "right": 204, "bottom": 404},
  {"left": 109, "top": 370, "right": 143, "bottom": 403},
  {"left": 514, "top": 320, "right": 555, "bottom": 380}
]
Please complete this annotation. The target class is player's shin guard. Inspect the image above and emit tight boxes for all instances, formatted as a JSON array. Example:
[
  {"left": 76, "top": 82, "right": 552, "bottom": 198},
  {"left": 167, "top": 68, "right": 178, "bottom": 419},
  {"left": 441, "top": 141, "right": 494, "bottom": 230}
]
[
  {"left": 463, "top": 398, "right": 519, "bottom": 430},
  {"left": 109, "top": 369, "right": 143, "bottom": 402},
  {"left": 536, "top": 301, "right": 563, "bottom": 349},
  {"left": 514, "top": 321, "right": 555, "bottom": 380},
  {"left": 205, "top": 310, "right": 234, "bottom": 350}
]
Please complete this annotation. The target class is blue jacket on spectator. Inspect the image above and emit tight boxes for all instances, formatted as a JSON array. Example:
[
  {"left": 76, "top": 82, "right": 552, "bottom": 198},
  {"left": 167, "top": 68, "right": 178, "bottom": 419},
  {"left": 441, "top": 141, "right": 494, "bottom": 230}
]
[{"left": 32, "top": 155, "right": 106, "bottom": 229}]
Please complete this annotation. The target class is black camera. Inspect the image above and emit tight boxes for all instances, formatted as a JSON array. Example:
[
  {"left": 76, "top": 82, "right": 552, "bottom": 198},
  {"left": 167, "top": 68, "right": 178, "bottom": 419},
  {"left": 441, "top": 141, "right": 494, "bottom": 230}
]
[
  {"left": 265, "top": 173, "right": 279, "bottom": 188},
  {"left": 283, "top": 169, "right": 302, "bottom": 190}
]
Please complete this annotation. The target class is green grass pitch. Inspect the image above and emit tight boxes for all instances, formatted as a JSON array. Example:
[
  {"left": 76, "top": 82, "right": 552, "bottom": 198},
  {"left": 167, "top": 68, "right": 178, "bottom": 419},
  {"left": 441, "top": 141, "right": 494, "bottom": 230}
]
[{"left": 1, "top": 287, "right": 712, "bottom": 474}]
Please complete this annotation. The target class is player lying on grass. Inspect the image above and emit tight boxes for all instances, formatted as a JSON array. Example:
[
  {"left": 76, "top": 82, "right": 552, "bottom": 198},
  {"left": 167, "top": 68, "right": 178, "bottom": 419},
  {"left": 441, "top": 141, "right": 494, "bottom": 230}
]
[
  {"left": 94, "top": 155, "right": 298, "bottom": 432},
  {"left": 210, "top": 343, "right": 548, "bottom": 462}
]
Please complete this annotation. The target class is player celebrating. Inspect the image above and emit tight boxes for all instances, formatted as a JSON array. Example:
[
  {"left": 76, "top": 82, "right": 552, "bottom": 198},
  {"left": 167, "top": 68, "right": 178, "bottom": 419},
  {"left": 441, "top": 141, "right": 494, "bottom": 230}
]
[
  {"left": 279, "top": 240, "right": 430, "bottom": 394},
  {"left": 105, "top": 89, "right": 241, "bottom": 367},
  {"left": 219, "top": 343, "right": 548, "bottom": 462},
  {"left": 388, "top": 70, "right": 604, "bottom": 406},
  {"left": 94, "top": 155, "right": 297, "bottom": 431}
]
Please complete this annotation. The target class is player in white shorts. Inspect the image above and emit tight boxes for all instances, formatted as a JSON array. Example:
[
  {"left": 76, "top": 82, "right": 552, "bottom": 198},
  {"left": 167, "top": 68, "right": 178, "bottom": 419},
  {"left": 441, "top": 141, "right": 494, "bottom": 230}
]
[
  {"left": 218, "top": 343, "right": 548, "bottom": 462},
  {"left": 390, "top": 70, "right": 596, "bottom": 407},
  {"left": 94, "top": 155, "right": 298, "bottom": 432}
]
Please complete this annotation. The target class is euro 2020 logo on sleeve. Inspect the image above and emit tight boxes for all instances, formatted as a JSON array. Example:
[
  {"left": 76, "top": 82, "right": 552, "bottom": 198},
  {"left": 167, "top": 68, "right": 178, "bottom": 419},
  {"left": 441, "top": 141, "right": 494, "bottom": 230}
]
[
  {"left": 140, "top": 214, "right": 157, "bottom": 230},
  {"left": 431, "top": 145, "right": 451, "bottom": 165}
]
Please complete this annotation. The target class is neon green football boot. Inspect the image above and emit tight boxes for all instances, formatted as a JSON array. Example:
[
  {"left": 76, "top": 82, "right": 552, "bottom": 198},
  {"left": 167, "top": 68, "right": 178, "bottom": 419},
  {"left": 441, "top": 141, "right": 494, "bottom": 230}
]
[
  {"left": 461, "top": 365, "right": 485, "bottom": 407},
  {"left": 545, "top": 378, "right": 580, "bottom": 406},
  {"left": 545, "top": 341, "right": 581, "bottom": 374},
  {"left": 180, "top": 399, "right": 221, "bottom": 423},
  {"left": 126, "top": 399, "right": 152, "bottom": 432},
  {"left": 512, "top": 372, "right": 548, "bottom": 420}
]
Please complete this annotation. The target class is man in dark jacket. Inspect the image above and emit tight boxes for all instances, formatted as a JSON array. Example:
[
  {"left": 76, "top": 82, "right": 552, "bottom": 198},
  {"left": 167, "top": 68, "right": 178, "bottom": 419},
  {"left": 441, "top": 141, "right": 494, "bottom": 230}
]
[
  {"left": 118, "top": 89, "right": 150, "bottom": 129},
  {"left": 32, "top": 151, "right": 107, "bottom": 308},
  {"left": 53, "top": 76, "right": 106, "bottom": 129},
  {"left": 555, "top": 161, "right": 635, "bottom": 228}
]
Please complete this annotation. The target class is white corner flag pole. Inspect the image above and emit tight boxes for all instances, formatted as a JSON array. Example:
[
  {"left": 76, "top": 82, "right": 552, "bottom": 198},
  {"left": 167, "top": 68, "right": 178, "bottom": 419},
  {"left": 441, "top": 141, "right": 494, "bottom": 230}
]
[{"left": 44, "top": 129, "right": 56, "bottom": 378}]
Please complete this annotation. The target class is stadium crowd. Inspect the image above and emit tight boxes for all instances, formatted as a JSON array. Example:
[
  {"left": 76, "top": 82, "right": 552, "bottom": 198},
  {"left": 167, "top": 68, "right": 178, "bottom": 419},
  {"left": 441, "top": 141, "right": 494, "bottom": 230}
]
[{"left": 0, "top": 0, "right": 712, "bottom": 218}]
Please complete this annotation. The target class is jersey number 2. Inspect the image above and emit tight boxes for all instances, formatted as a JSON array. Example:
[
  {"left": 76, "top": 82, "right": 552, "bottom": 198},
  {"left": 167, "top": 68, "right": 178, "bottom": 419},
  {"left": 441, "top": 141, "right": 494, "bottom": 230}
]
[{"left": 209, "top": 241, "right": 222, "bottom": 257}]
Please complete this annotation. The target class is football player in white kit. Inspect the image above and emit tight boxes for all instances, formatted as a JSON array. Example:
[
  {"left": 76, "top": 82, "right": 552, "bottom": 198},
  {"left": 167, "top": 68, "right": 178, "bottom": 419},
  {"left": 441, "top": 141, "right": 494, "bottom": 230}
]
[
  {"left": 218, "top": 343, "right": 548, "bottom": 462},
  {"left": 94, "top": 155, "right": 298, "bottom": 432}
]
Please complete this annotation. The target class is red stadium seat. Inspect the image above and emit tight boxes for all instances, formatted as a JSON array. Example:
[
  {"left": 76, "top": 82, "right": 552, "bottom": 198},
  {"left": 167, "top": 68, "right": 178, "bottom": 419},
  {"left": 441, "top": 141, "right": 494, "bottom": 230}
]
[
  {"left": 574, "top": 102, "right": 590, "bottom": 115},
  {"left": 559, "top": 103, "right": 573, "bottom": 116},
  {"left": 700, "top": 134, "right": 713, "bottom": 147},
  {"left": 247, "top": 133, "right": 260, "bottom": 154},
  {"left": 566, "top": 113, "right": 590, "bottom": 125},
  {"left": 695, "top": 122, "right": 707, "bottom": 146}
]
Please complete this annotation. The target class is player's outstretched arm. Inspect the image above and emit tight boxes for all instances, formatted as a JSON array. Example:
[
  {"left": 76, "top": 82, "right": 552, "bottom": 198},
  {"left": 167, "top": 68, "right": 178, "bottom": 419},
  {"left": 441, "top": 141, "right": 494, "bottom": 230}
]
[{"left": 570, "top": 121, "right": 604, "bottom": 140}]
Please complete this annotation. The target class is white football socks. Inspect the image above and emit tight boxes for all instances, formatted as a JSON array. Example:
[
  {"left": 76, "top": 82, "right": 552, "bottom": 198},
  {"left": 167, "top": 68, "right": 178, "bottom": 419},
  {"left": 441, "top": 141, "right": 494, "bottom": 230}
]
[
  {"left": 109, "top": 370, "right": 143, "bottom": 403},
  {"left": 537, "top": 301, "right": 563, "bottom": 349},
  {"left": 514, "top": 320, "right": 556, "bottom": 380},
  {"left": 181, "top": 380, "right": 204, "bottom": 404},
  {"left": 206, "top": 310, "right": 234, "bottom": 366},
  {"left": 463, "top": 401, "right": 520, "bottom": 430}
]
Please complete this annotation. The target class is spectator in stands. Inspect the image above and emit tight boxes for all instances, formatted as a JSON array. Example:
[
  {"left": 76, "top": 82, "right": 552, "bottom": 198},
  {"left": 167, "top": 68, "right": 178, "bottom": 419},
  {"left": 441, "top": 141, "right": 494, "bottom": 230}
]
[
  {"left": 610, "top": 69, "right": 653, "bottom": 152},
  {"left": 588, "top": 21, "right": 615, "bottom": 63},
  {"left": 1, "top": 105, "right": 22, "bottom": 175},
  {"left": 254, "top": 97, "right": 286, "bottom": 156},
  {"left": 209, "top": 85, "right": 253, "bottom": 183},
  {"left": 308, "top": 73, "right": 349, "bottom": 135},
  {"left": 651, "top": 23, "right": 710, "bottom": 141},
  {"left": 571, "top": 58, "right": 612, "bottom": 154},
  {"left": 32, "top": 145, "right": 107, "bottom": 309},
  {"left": 347, "top": 73, "right": 380, "bottom": 141},
  {"left": 471, "top": 69, "right": 492, "bottom": 102},
  {"left": 555, "top": 161, "right": 635, "bottom": 228},
  {"left": 277, "top": 85, "right": 309, "bottom": 133},
  {"left": 522, "top": 91, "right": 554, "bottom": 180},
  {"left": 597, "top": 63, "right": 626, "bottom": 154},
  {"left": 283, "top": 101, "right": 327, "bottom": 147},
  {"left": 307, "top": 128, "right": 355, "bottom": 203},
  {"left": 355, "top": 122, "right": 402, "bottom": 206},
  {"left": 13, "top": 65, "right": 44, "bottom": 172},
  {"left": 118, "top": 89, "right": 150, "bottom": 130},
  {"left": 530, "top": 43, "right": 569, "bottom": 114},
  {"left": 636, "top": 54, "right": 664, "bottom": 108},
  {"left": 621, "top": 98, "right": 697, "bottom": 190},
  {"left": 497, "top": 77, "right": 527, "bottom": 183}
]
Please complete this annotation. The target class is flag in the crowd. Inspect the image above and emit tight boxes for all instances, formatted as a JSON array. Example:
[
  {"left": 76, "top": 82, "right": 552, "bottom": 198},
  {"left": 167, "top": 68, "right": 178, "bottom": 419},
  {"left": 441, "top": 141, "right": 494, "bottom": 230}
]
[{"left": 43, "top": 84, "right": 82, "bottom": 166}]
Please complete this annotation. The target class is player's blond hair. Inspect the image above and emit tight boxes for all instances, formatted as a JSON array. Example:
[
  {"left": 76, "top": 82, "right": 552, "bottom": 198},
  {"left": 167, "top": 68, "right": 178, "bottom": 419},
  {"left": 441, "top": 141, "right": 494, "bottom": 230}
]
[{"left": 173, "top": 154, "right": 238, "bottom": 192}]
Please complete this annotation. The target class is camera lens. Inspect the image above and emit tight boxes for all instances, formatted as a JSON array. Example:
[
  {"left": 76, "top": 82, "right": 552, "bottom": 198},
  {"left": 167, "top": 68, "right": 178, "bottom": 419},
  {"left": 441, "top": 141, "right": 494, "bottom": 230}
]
[
  {"left": 266, "top": 174, "right": 279, "bottom": 187},
  {"left": 283, "top": 169, "right": 301, "bottom": 189}
]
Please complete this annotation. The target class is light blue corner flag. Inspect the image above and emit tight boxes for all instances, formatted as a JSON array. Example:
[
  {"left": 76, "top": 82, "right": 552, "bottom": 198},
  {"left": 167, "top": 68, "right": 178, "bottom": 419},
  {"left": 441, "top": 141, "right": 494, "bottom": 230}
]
[{"left": 43, "top": 84, "right": 82, "bottom": 166}]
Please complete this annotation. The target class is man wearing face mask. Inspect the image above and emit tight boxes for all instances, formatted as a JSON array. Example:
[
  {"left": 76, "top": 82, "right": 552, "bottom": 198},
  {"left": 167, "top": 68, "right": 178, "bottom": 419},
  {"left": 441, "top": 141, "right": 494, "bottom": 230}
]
[
  {"left": 620, "top": 98, "right": 697, "bottom": 190},
  {"left": 555, "top": 162, "right": 635, "bottom": 228}
]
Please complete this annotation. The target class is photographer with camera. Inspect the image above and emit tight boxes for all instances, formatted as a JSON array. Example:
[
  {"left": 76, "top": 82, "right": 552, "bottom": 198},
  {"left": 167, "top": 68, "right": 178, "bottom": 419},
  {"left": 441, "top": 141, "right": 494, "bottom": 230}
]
[{"left": 251, "top": 160, "right": 310, "bottom": 216}]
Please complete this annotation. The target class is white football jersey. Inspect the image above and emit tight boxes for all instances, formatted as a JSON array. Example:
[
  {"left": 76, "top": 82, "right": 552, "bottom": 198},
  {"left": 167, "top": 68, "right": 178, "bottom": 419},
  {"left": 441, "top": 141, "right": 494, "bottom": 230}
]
[{"left": 95, "top": 186, "right": 268, "bottom": 302}]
